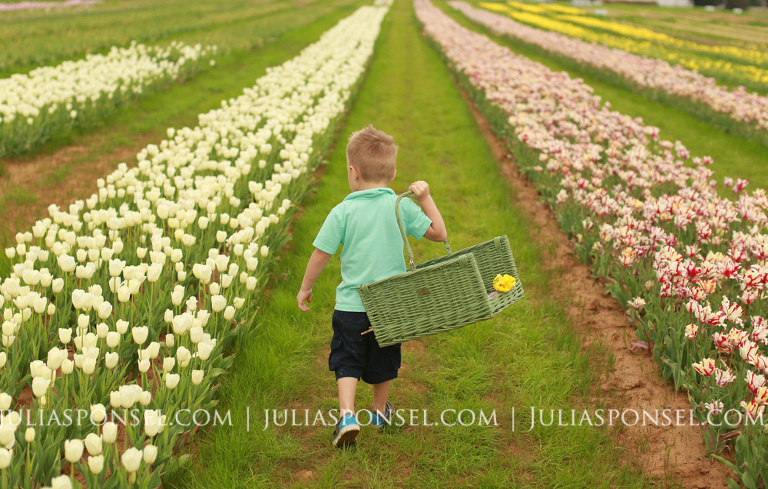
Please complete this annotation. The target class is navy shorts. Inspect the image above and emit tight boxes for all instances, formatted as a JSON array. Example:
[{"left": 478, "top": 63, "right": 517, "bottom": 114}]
[{"left": 329, "top": 310, "right": 401, "bottom": 384}]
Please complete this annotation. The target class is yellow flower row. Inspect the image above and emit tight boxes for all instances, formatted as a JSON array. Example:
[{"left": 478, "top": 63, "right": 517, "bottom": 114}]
[
  {"left": 482, "top": 3, "right": 768, "bottom": 88},
  {"left": 554, "top": 12, "right": 768, "bottom": 68},
  {"left": 506, "top": 1, "right": 585, "bottom": 16},
  {"left": 536, "top": 2, "right": 585, "bottom": 15}
]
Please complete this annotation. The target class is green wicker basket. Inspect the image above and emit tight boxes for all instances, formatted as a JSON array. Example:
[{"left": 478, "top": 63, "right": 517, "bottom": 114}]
[{"left": 357, "top": 191, "right": 524, "bottom": 346}]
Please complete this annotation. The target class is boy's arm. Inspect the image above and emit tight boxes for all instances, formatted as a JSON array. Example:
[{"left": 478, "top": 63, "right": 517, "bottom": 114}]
[
  {"left": 409, "top": 180, "right": 447, "bottom": 242},
  {"left": 297, "top": 248, "right": 333, "bottom": 311}
]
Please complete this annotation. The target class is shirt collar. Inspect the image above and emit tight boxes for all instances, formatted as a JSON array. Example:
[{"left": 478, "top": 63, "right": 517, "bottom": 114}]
[{"left": 343, "top": 187, "right": 395, "bottom": 201}]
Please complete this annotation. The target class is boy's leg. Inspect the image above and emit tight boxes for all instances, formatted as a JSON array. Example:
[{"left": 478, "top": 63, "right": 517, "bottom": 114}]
[
  {"left": 338, "top": 377, "right": 359, "bottom": 416},
  {"left": 371, "top": 380, "right": 392, "bottom": 415}
]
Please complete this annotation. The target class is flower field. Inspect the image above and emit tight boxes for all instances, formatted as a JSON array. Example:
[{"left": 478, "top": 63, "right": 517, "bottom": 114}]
[
  {"left": 487, "top": 1, "right": 768, "bottom": 93},
  {"left": 2, "top": 0, "right": 768, "bottom": 487},
  {"left": 455, "top": 2, "right": 768, "bottom": 147},
  {"left": 417, "top": 0, "right": 768, "bottom": 486},
  {"left": 0, "top": 1, "right": 389, "bottom": 486},
  {"left": 0, "top": 41, "right": 218, "bottom": 158}
]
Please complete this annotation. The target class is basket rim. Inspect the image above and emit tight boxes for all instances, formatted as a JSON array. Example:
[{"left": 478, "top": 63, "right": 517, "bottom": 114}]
[{"left": 357, "top": 252, "right": 480, "bottom": 294}]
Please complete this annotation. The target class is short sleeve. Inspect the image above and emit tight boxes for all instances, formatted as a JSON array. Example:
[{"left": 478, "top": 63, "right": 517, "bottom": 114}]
[
  {"left": 400, "top": 197, "right": 432, "bottom": 240},
  {"left": 313, "top": 205, "right": 345, "bottom": 254}
]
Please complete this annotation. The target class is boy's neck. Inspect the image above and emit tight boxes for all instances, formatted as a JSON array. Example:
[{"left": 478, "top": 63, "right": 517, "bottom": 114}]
[{"left": 353, "top": 181, "right": 390, "bottom": 191}]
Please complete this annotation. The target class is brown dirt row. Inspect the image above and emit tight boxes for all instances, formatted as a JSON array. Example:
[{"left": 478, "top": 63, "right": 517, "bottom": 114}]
[
  {"left": 0, "top": 132, "right": 158, "bottom": 246},
  {"left": 459, "top": 87, "right": 733, "bottom": 489}
]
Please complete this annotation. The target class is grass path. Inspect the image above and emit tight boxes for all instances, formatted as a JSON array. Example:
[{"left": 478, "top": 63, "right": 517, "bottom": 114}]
[
  {"left": 164, "top": 1, "right": 679, "bottom": 487},
  {"left": 437, "top": 1, "right": 768, "bottom": 192}
]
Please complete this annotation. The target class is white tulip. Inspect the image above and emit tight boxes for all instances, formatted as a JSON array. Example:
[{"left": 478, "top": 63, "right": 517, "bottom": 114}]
[
  {"left": 197, "top": 341, "right": 214, "bottom": 361},
  {"left": 171, "top": 285, "right": 184, "bottom": 306},
  {"left": 0, "top": 393, "right": 11, "bottom": 411},
  {"left": 165, "top": 373, "right": 181, "bottom": 390},
  {"left": 0, "top": 447, "right": 10, "bottom": 470},
  {"left": 121, "top": 447, "right": 142, "bottom": 473},
  {"left": 211, "top": 295, "right": 226, "bottom": 313},
  {"left": 88, "top": 454, "right": 104, "bottom": 474},
  {"left": 64, "top": 438, "right": 84, "bottom": 463},
  {"left": 51, "top": 475, "right": 73, "bottom": 489},
  {"left": 102, "top": 422, "right": 118, "bottom": 444},
  {"left": 138, "top": 359, "right": 150, "bottom": 373},
  {"left": 93, "top": 323, "right": 107, "bottom": 339},
  {"left": 143, "top": 444, "right": 158, "bottom": 465},
  {"left": 31, "top": 377, "right": 51, "bottom": 398},
  {"left": 106, "top": 331, "right": 120, "bottom": 348},
  {"left": 116, "top": 319, "right": 129, "bottom": 334},
  {"left": 90, "top": 403, "right": 107, "bottom": 424},
  {"left": 105, "top": 352, "right": 119, "bottom": 369},
  {"left": 82, "top": 358, "right": 96, "bottom": 375},
  {"left": 97, "top": 301, "right": 113, "bottom": 320},
  {"left": 61, "top": 359, "right": 74, "bottom": 375},
  {"left": 191, "top": 369, "right": 204, "bottom": 385},
  {"left": 25, "top": 427, "right": 35, "bottom": 443},
  {"left": 84, "top": 433, "right": 102, "bottom": 456},
  {"left": 162, "top": 357, "right": 175, "bottom": 372},
  {"left": 132, "top": 326, "right": 148, "bottom": 345}
]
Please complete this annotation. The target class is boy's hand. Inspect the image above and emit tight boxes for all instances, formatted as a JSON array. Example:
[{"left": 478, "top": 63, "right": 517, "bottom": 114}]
[
  {"left": 409, "top": 181, "right": 431, "bottom": 200},
  {"left": 297, "top": 289, "right": 312, "bottom": 311}
]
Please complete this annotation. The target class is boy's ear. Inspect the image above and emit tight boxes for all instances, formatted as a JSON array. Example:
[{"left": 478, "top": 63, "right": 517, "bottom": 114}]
[{"left": 390, "top": 168, "right": 397, "bottom": 183}]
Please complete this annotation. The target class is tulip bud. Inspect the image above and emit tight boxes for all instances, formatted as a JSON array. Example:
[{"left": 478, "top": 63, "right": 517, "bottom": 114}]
[
  {"left": 138, "top": 359, "right": 150, "bottom": 373},
  {"left": 223, "top": 306, "right": 235, "bottom": 321},
  {"left": 132, "top": 326, "right": 148, "bottom": 345},
  {"left": 64, "top": 438, "right": 84, "bottom": 463},
  {"left": 102, "top": 422, "right": 118, "bottom": 444},
  {"left": 106, "top": 331, "right": 120, "bottom": 349},
  {"left": 90, "top": 404, "right": 106, "bottom": 424},
  {"left": 0, "top": 448, "right": 12, "bottom": 470},
  {"left": 25, "top": 427, "right": 35, "bottom": 443},
  {"left": 0, "top": 392, "right": 11, "bottom": 411},
  {"left": 211, "top": 295, "right": 226, "bottom": 313},
  {"left": 84, "top": 433, "right": 102, "bottom": 456},
  {"left": 116, "top": 319, "right": 129, "bottom": 335},
  {"left": 121, "top": 447, "right": 142, "bottom": 473},
  {"left": 143, "top": 444, "right": 158, "bottom": 465},
  {"left": 105, "top": 352, "right": 119, "bottom": 369},
  {"left": 82, "top": 358, "right": 96, "bottom": 375},
  {"left": 88, "top": 454, "right": 104, "bottom": 474},
  {"left": 61, "top": 359, "right": 74, "bottom": 375},
  {"left": 165, "top": 373, "right": 180, "bottom": 390},
  {"left": 191, "top": 369, "right": 204, "bottom": 385},
  {"left": 162, "top": 357, "right": 175, "bottom": 372}
]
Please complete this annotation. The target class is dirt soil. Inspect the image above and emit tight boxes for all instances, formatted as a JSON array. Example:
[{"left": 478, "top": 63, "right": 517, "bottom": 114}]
[
  {"left": 460, "top": 89, "right": 733, "bottom": 489},
  {"left": 0, "top": 132, "right": 158, "bottom": 246}
]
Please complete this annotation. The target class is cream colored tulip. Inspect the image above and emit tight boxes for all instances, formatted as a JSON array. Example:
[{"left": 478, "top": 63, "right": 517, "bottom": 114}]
[
  {"left": 64, "top": 438, "right": 84, "bottom": 463},
  {"left": 102, "top": 422, "right": 117, "bottom": 444}
]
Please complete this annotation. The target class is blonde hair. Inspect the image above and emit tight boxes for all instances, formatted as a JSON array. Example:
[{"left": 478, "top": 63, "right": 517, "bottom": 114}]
[{"left": 346, "top": 125, "right": 397, "bottom": 182}]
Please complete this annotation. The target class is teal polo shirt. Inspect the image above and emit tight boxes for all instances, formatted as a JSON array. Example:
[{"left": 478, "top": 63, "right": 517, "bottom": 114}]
[{"left": 313, "top": 187, "right": 433, "bottom": 312}]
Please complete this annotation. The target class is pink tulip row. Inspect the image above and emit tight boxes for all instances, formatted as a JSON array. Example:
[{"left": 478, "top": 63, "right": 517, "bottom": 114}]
[
  {"left": 416, "top": 0, "right": 768, "bottom": 479},
  {"left": 449, "top": 1, "right": 768, "bottom": 138},
  {"left": 0, "top": 0, "right": 99, "bottom": 11}
]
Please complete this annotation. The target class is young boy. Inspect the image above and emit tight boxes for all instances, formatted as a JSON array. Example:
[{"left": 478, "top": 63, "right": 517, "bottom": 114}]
[{"left": 296, "top": 125, "right": 447, "bottom": 448}]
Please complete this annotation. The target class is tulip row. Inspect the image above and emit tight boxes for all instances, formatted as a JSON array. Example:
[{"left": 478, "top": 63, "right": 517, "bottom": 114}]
[
  {"left": 550, "top": 8, "right": 768, "bottom": 70},
  {"left": 0, "top": 41, "right": 218, "bottom": 158},
  {"left": 486, "top": 2, "right": 768, "bottom": 92},
  {"left": 453, "top": 2, "right": 768, "bottom": 146},
  {"left": 0, "top": 1, "right": 391, "bottom": 487},
  {"left": 416, "top": 0, "right": 768, "bottom": 486}
]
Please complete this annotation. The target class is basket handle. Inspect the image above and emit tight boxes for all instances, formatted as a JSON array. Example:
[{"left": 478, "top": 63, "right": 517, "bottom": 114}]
[{"left": 396, "top": 190, "right": 451, "bottom": 271}]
